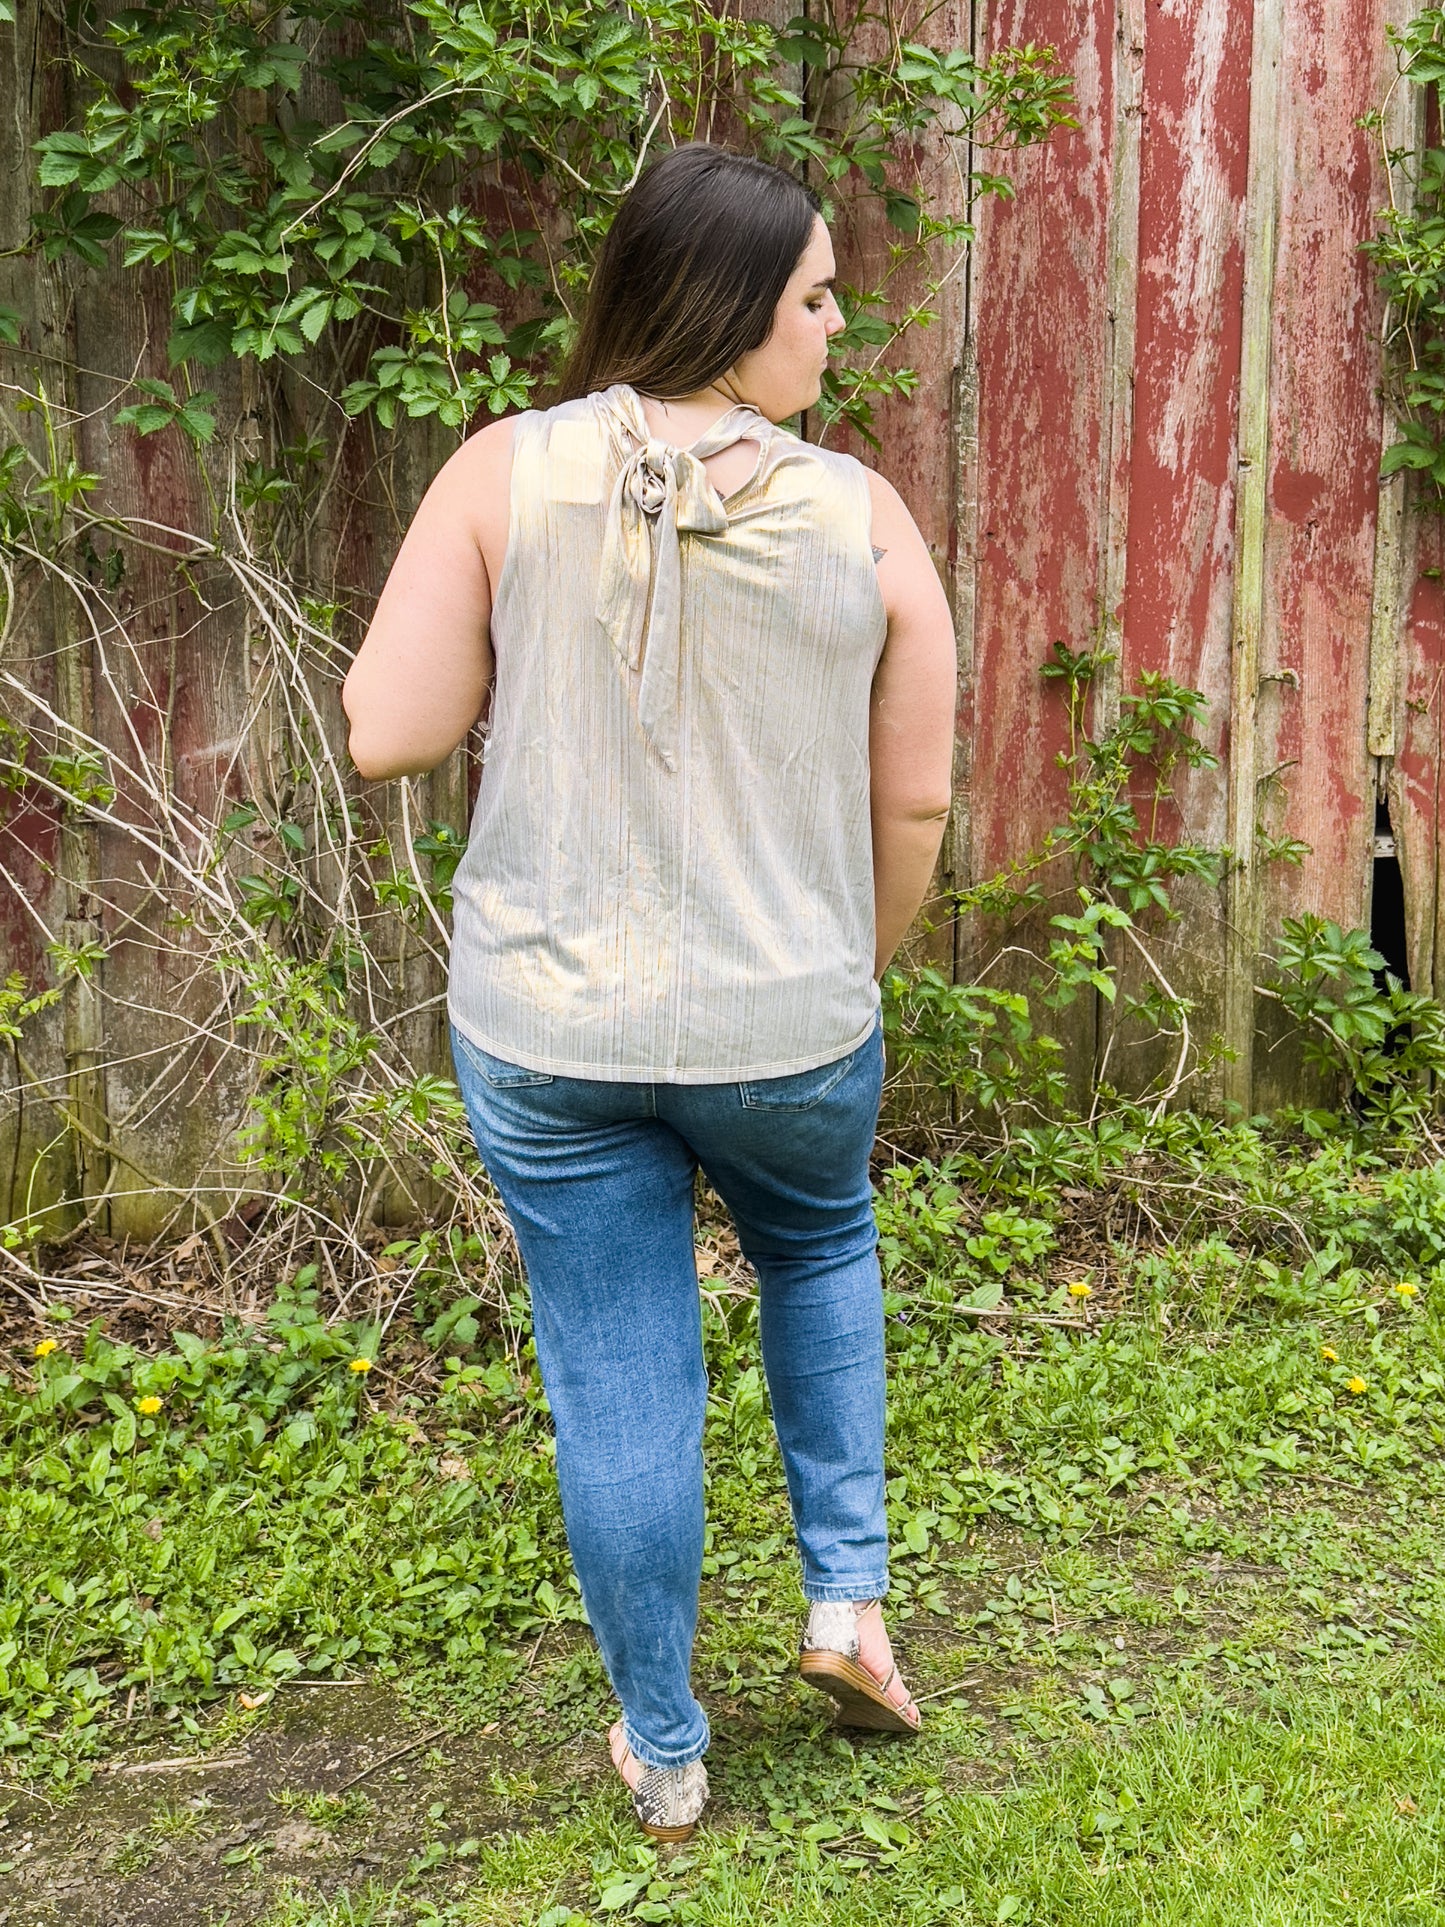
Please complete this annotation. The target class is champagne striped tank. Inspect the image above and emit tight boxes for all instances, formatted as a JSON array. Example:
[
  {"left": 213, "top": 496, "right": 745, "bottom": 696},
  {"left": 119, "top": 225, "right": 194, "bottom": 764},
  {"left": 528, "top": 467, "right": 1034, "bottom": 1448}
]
[{"left": 446, "top": 382, "right": 888, "bottom": 1081}]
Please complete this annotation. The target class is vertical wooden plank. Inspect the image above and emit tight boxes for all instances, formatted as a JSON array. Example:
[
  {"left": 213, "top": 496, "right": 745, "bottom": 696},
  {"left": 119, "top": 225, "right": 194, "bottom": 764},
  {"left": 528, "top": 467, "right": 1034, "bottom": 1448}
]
[
  {"left": 69, "top": 264, "right": 241, "bottom": 1239},
  {"left": 816, "top": 11, "right": 970, "bottom": 579},
  {"left": 817, "top": 1, "right": 970, "bottom": 1007},
  {"left": 971, "top": 0, "right": 1116, "bottom": 873},
  {"left": 1394, "top": 525, "right": 1445, "bottom": 994},
  {"left": 42, "top": 253, "right": 111, "bottom": 1222},
  {"left": 0, "top": 3, "right": 91, "bottom": 1230},
  {"left": 1111, "top": 0, "right": 1253, "bottom": 1104},
  {"left": 1223, "top": 0, "right": 1284, "bottom": 1114},
  {"left": 1376, "top": 32, "right": 1439, "bottom": 996},
  {"left": 950, "top": 0, "right": 982, "bottom": 938},
  {"left": 1088, "top": 0, "right": 1144, "bottom": 1097},
  {"left": 1248, "top": 0, "right": 1398, "bottom": 1110},
  {"left": 1366, "top": 15, "right": 1424, "bottom": 773},
  {"left": 967, "top": 0, "right": 1118, "bottom": 1093},
  {"left": 1093, "top": 0, "right": 1146, "bottom": 743},
  {"left": 1369, "top": 470, "right": 1411, "bottom": 767}
]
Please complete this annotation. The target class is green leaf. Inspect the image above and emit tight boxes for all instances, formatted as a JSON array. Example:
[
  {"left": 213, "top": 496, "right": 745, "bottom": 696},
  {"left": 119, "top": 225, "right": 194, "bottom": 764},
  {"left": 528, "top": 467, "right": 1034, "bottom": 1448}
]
[
  {"left": 36, "top": 134, "right": 103, "bottom": 188},
  {"left": 284, "top": 1411, "right": 318, "bottom": 1450},
  {"left": 176, "top": 396, "right": 218, "bottom": 446},
  {"left": 859, "top": 1810, "right": 897, "bottom": 1849},
  {"left": 114, "top": 403, "right": 176, "bottom": 436},
  {"left": 243, "top": 41, "right": 306, "bottom": 92},
  {"left": 598, "top": 1878, "right": 646, "bottom": 1911},
  {"left": 298, "top": 297, "right": 331, "bottom": 344},
  {"left": 902, "top": 1515, "right": 931, "bottom": 1556},
  {"left": 1381, "top": 439, "right": 1438, "bottom": 475},
  {"left": 961, "top": 1277, "right": 1004, "bottom": 1312},
  {"left": 168, "top": 319, "right": 233, "bottom": 368}
]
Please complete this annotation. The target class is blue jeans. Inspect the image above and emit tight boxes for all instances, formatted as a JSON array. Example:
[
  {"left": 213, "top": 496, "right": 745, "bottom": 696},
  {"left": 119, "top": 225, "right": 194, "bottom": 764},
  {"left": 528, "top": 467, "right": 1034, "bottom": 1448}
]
[{"left": 450, "top": 1018, "right": 889, "bottom": 1770}]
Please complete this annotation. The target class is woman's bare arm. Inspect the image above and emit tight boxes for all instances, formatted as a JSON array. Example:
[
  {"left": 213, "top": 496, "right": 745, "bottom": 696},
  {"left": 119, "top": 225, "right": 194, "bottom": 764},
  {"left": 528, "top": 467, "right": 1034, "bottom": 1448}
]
[
  {"left": 342, "top": 417, "right": 516, "bottom": 781},
  {"left": 866, "top": 469, "right": 958, "bottom": 978}
]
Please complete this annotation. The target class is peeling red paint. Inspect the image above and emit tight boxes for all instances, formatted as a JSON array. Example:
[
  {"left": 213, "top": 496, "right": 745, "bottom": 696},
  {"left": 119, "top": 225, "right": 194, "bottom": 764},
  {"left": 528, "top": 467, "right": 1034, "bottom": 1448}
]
[
  {"left": 970, "top": 0, "right": 1116, "bottom": 890},
  {"left": 1256, "top": 0, "right": 1393, "bottom": 941},
  {"left": 1122, "top": 0, "right": 1250, "bottom": 871}
]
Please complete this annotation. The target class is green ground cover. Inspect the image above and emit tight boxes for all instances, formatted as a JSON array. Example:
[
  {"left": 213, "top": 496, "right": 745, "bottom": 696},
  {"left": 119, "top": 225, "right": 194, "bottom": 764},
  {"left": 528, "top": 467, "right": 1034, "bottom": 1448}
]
[{"left": 1, "top": 1113, "right": 1443, "bottom": 1923}]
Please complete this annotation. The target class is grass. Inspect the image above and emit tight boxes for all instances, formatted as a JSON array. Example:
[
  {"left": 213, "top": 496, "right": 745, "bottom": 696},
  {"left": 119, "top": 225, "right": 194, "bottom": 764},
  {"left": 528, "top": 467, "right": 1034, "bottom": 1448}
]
[{"left": 1, "top": 1112, "right": 1444, "bottom": 1922}]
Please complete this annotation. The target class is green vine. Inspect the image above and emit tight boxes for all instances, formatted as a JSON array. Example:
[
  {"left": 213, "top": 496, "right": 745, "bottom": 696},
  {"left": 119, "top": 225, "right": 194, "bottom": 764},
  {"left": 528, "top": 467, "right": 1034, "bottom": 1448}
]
[
  {"left": 885, "top": 648, "right": 1445, "bottom": 1135},
  {"left": 22, "top": 0, "right": 1074, "bottom": 460},
  {"left": 1365, "top": 9, "right": 1445, "bottom": 497},
  {"left": 884, "top": 649, "right": 1227, "bottom": 1125}
]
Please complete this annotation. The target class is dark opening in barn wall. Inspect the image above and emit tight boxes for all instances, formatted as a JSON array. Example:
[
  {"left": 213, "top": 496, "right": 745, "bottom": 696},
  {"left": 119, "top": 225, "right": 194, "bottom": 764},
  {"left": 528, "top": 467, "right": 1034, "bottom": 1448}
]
[{"left": 1371, "top": 795, "right": 1410, "bottom": 991}]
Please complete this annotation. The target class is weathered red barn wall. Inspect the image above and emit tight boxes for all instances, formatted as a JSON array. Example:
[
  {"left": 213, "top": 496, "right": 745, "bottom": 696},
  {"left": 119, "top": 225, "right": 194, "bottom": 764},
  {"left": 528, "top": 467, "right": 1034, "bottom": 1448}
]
[
  {"left": 957, "top": 0, "right": 1422, "bottom": 1112},
  {"left": 2, "top": 0, "right": 1439, "bottom": 1235}
]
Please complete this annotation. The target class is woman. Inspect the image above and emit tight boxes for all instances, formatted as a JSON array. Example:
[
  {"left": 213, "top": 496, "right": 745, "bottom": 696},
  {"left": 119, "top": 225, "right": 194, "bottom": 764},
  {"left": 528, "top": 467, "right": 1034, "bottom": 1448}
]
[{"left": 343, "top": 143, "right": 957, "bottom": 1841}]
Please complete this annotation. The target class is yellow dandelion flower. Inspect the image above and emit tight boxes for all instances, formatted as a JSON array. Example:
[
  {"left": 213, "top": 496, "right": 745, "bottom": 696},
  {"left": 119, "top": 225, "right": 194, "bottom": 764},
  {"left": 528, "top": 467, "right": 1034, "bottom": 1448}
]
[
  {"left": 1345, "top": 1376, "right": 1367, "bottom": 1396},
  {"left": 33, "top": 1339, "right": 58, "bottom": 1358},
  {"left": 349, "top": 1357, "right": 373, "bottom": 1375},
  {"left": 1067, "top": 1281, "right": 1093, "bottom": 1299},
  {"left": 1392, "top": 1281, "right": 1419, "bottom": 1299},
  {"left": 1320, "top": 1345, "right": 1339, "bottom": 1363},
  {"left": 135, "top": 1395, "right": 162, "bottom": 1416}
]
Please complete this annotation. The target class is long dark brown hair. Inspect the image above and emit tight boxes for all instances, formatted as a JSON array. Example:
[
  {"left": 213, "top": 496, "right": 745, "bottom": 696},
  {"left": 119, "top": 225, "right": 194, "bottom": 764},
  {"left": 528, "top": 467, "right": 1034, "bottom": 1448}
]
[{"left": 556, "top": 144, "right": 822, "bottom": 402}]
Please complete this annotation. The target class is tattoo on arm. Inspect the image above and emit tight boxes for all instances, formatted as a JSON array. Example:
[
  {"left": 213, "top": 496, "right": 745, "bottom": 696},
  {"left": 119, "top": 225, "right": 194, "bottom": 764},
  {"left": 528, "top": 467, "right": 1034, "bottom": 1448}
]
[{"left": 871, "top": 544, "right": 887, "bottom": 563}]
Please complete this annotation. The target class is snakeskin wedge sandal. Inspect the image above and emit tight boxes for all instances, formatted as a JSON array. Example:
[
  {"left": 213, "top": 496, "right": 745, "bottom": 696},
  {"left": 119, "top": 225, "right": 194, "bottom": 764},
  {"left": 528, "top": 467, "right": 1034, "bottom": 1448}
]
[
  {"left": 798, "top": 1599, "right": 922, "bottom": 1735},
  {"left": 609, "top": 1727, "right": 710, "bottom": 1842}
]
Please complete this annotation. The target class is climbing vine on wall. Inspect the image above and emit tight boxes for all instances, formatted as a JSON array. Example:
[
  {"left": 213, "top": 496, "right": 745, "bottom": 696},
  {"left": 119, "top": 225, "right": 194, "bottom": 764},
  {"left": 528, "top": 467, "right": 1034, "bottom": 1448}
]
[
  {"left": 1367, "top": 8, "right": 1445, "bottom": 497},
  {"left": 22, "top": 0, "right": 1074, "bottom": 451},
  {"left": 0, "top": 2, "right": 1075, "bottom": 1266}
]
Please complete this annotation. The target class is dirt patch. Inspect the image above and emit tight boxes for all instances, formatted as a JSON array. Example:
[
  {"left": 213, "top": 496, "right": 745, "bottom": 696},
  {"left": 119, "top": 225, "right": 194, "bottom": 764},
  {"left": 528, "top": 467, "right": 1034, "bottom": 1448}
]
[{"left": 0, "top": 1682, "right": 515, "bottom": 1927}]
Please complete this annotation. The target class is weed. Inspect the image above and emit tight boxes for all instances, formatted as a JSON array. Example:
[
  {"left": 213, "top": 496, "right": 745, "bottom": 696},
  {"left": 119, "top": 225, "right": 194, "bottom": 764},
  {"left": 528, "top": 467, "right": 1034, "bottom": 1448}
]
[{"left": 270, "top": 1787, "right": 375, "bottom": 1829}]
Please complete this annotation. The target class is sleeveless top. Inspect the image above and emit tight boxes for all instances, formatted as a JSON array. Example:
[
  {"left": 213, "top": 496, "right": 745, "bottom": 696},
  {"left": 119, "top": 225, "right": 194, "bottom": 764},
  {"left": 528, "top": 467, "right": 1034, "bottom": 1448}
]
[{"left": 446, "top": 382, "right": 889, "bottom": 1081}]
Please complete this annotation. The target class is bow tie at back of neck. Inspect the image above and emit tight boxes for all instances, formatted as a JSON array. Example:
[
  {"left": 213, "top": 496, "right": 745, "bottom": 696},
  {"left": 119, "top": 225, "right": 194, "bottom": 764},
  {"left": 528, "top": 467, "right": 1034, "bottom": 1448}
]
[{"left": 595, "top": 387, "right": 771, "bottom": 770}]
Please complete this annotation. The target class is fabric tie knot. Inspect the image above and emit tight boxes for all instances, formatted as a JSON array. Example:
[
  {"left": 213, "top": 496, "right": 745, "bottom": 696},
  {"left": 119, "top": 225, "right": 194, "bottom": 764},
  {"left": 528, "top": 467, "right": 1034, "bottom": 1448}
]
[
  {"left": 622, "top": 440, "right": 728, "bottom": 533},
  {"left": 596, "top": 386, "right": 770, "bottom": 769}
]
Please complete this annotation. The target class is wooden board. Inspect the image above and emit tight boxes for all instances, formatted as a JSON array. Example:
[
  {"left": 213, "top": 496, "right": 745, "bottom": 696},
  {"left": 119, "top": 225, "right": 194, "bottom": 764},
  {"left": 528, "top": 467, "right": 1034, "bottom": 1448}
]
[
  {"left": 1248, "top": 0, "right": 1399, "bottom": 1108},
  {"left": 1108, "top": 0, "right": 1251, "bottom": 1104},
  {"left": 964, "top": 0, "right": 1121, "bottom": 1095}
]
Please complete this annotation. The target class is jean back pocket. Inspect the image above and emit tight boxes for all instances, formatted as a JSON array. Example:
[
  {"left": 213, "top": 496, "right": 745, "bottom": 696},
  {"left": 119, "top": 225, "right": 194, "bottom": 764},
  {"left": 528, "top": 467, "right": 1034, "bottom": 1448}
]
[
  {"left": 453, "top": 1030, "right": 555, "bottom": 1089},
  {"left": 738, "top": 1049, "right": 862, "bottom": 1112}
]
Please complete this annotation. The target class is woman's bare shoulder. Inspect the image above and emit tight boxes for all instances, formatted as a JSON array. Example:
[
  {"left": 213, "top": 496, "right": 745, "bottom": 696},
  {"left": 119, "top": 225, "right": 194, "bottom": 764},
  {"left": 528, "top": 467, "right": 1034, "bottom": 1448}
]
[
  {"left": 860, "top": 464, "right": 912, "bottom": 536},
  {"left": 436, "top": 412, "right": 525, "bottom": 492}
]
